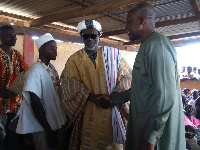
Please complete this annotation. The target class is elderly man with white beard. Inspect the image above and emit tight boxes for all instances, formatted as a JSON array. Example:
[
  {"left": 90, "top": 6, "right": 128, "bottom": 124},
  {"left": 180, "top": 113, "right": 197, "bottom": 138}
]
[{"left": 59, "top": 20, "right": 132, "bottom": 150}]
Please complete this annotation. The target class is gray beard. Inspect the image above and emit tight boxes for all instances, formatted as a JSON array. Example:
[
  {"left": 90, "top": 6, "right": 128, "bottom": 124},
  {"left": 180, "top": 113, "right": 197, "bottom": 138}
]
[
  {"left": 84, "top": 38, "right": 99, "bottom": 51},
  {"left": 85, "top": 46, "right": 96, "bottom": 51},
  {"left": 85, "top": 42, "right": 98, "bottom": 51}
]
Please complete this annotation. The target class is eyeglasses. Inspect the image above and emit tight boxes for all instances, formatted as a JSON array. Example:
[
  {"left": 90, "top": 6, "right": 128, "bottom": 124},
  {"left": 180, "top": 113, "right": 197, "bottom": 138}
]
[{"left": 81, "top": 33, "right": 99, "bottom": 40}]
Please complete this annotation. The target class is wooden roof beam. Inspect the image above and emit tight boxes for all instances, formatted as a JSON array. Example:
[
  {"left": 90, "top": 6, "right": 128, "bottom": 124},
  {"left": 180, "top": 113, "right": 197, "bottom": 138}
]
[
  {"left": 189, "top": 0, "right": 200, "bottom": 16},
  {"left": 72, "top": 0, "right": 126, "bottom": 23},
  {"left": 101, "top": 29, "right": 127, "bottom": 37},
  {"left": 168, "top": 31, "right": 200, "bottom": 40},
  {"left": 29, "top": 0, "right": 142, "bottom": 27},
  {"left": 102, "top": 15, "right": 200, "bottom": 37},
  {"left": 155, "top": 16, "right": 200, "bottom": 28},
  {"left": 123, "top": 31, "right": 200, "bottom": 46}
]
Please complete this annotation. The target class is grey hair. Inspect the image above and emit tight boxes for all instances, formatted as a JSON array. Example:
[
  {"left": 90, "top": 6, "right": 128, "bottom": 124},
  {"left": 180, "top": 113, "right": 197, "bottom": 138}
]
[{"left": 130, "top": 2, "right": 157, "bottom": 22}]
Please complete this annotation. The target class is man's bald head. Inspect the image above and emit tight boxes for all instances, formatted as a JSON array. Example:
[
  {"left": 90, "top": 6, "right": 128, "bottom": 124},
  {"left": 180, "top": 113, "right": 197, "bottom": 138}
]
[{"left": 129, "top": 2, "right": 157, "bottom": 25}]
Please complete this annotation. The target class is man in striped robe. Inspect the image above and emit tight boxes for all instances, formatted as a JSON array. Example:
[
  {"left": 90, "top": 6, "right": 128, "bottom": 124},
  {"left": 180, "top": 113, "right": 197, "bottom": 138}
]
[{"left": 59, "top": 20, "right": 132, "bottom": 150}]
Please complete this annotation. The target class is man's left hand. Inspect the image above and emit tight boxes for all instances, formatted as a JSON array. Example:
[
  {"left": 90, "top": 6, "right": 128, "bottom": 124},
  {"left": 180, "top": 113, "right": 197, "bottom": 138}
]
[{"left": 139, "top": 139, "right": 155, "bottom": 150}]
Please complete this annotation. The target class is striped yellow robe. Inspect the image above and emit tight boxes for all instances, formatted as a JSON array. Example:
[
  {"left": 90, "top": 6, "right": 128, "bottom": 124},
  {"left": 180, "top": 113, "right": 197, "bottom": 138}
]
[{"left": 59, "top": 47, "right": 132, "bottom": 150}]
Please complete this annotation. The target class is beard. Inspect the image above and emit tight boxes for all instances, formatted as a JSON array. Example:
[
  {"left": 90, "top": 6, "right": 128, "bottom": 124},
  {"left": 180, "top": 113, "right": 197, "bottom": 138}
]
[
  {"left": 84, "top": 39, "right": 99, "bottom": 51},
  {"left": 85, "top": 45, "right": 96, "bottom": 51}
]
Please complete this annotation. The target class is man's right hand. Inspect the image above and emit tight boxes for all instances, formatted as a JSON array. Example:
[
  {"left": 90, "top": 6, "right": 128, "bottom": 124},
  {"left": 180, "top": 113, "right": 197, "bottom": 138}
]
[
  {"left": 139, "top": 139, "right": 155, "bottom": 150},
  {"left": 88, "top": 93, "right": 113, "bottom": 109},
  {"left": 0, "top": 88, "right": 17, "bottom": 99}
]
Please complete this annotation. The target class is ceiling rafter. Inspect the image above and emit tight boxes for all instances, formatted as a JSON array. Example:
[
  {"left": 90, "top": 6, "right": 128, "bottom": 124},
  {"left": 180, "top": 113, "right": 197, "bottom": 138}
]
[
  {"left": 0, "top": 11, "right": 31, "bottom": 21},
  {"left": 0, "top": 11, "right": 124, "bottom": 45},
  {"left": 0, "top": 12, "right": 31, "bottom": 27},
  {"left": 72, "top": 0, "right": 126, "bottom": 23},
  {"left": 29, "top": 0, "right": 143, "bottom": 27},
  {"left": 168, "top": 31, "right": 200, "bottom": 40},
  {"left": 189, "top": 0, "right": 200, "bottom": 16},
  {"left": 123, "top": 31, "right": 200, "bottom": 46},
  {"left": 102, "top": 15, "right": 200, "bottom": 37}
]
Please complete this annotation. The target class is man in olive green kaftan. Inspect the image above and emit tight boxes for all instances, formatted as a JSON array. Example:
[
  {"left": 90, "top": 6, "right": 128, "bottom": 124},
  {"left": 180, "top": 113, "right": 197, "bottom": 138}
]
[{"left": 100, "top": 2, "right": 186, "bottom": 150}]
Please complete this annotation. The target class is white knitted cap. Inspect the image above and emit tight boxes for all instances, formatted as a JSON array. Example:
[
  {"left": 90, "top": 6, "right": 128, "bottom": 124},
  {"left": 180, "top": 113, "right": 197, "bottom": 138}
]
[{"left": 35, "top": 33, "right": 55, "bottom": 50}]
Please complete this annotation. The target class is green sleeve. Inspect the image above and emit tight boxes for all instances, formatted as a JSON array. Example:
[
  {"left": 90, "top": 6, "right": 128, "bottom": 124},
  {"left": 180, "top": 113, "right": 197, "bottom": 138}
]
[
  {"left": 143, "top": 40, "right": 177, "bottom": 144},
  {"left": 111, "top": 88, "right": 131, "bottom": 104}
]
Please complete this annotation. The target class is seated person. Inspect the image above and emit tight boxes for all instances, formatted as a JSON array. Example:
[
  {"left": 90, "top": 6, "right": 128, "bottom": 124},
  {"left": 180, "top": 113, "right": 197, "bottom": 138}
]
[
  {"left": 193, "top": 67, "right": 198, "bottom": 74},
  {"left": 198, "top": 69, "right": 200, "bottom": 80},
  {"left": 188, "top": 89, "right": 199, "bottom": 106},
  {"left": 184, "top": 104, "right": 200, "bottom": 128},
  {"left": 182, "top": 88, "right": 191, "bottom": 103},
  {"left": 185, "top": 125, "right": 200, "bottom": 150},
  {"left": 195, "top": 97, "right": 200, "bottom": 120},
  {"left": 184, "top": 104, "right": 200, "bottom": 149},
  {"left": 182, "top": 66, "right": 197, "bottom": 80},
  {"left": 182, "top": 94, "right": 186, "bottom": 111},
  {"left": 180, "top": 66, "right": 187, "bottom": 80}
]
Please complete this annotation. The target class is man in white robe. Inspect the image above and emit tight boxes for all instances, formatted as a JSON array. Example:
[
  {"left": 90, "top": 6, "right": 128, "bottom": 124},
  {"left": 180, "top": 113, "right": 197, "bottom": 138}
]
[{"left": 16, "top": 33, "right": 67, "bottom": 150}]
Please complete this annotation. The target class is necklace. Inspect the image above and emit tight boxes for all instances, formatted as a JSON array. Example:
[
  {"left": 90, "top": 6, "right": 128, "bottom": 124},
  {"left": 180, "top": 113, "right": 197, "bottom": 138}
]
[{"left": 37, "top": 59, "right": 60, "bottom": 92}]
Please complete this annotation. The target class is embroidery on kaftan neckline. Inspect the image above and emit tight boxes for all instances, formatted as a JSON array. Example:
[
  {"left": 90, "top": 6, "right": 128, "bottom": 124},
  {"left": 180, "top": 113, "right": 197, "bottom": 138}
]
[{"left": 37, "top": 59, "right": 60, "bottom": 92}]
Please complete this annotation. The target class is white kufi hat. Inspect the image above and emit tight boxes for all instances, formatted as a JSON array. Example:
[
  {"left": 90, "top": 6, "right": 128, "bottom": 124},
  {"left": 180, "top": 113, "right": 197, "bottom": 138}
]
[{"left": 36, "top": 33, "right": 55, "bottom": 50}]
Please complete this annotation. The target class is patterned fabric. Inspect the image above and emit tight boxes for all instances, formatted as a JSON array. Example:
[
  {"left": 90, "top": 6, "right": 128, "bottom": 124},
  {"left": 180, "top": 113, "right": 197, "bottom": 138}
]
[
  {"left": 58, "top": 47, "right": 132, "bottom": 150},
  {"left": 0, "top": 48, "right": 29, "bottom": 114},
  {"left": 184, "top": 115, "right": 200, "bottom": 128},
  {"left": 102, "top": 46, "right": 126, "bottom": 143},
  {"left": 77, "top": 20, "right": 102, "bottom": 35},
  {"left": 37, "top": 59, "right": 60, "bottom": 92},
  {"left": 86, "top": 51, "right": 97, "bottom": 67}
]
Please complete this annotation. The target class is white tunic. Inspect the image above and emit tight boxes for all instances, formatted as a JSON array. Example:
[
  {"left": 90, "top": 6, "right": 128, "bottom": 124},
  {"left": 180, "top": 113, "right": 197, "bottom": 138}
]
[{"left": 16, "top": 62, "right": 67, "bottom": 134}]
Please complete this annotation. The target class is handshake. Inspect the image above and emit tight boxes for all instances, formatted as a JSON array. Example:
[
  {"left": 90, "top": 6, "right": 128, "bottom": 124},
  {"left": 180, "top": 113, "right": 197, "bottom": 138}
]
[{"left": 87, "top": 93, "right": 113, "bottom": 109}]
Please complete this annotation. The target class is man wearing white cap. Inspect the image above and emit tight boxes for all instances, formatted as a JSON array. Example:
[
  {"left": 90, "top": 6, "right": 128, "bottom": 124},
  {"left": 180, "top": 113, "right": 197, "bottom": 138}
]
[
  {"left": 59, "top": 20, "right": 132, "bottom": 149},
  {"left": 16, "top": 33, "right": 67, "bottom": 149}
]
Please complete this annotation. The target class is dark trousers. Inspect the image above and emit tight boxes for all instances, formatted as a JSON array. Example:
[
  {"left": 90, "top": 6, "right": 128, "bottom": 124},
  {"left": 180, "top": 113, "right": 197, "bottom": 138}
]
[{"left": 0, "top": 112, "right": 22, "bottom": 150}]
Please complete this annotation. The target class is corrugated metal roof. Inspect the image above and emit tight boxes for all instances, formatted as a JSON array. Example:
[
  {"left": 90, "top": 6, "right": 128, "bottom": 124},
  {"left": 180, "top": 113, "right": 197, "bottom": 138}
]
[{"left": 0, "top": 0, "right": 199, "bottom": 46}]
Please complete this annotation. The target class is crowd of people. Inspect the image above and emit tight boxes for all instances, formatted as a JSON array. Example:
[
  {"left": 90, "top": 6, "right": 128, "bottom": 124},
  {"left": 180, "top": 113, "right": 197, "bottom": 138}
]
[
  {"left": 180, "top": 66, "right": 200, "bottom": 81},
  {"left": 182, "top": 88, "right": 200, "bottom": 150},
  {"left": 0, "top": 2, "right": 187, "bottom": 150}
]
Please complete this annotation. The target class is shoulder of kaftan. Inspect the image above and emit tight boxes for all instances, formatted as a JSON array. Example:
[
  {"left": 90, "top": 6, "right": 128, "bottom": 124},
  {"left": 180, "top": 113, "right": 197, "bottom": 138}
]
[
  {"left": 61, "top": 48, "right": 85, "bottom": 81},
  {"left": 115, "top": 57, "right": 132, "bottom": 92},
  {"left": 13, "top": 49, "right": 29, "bottom": 71}
]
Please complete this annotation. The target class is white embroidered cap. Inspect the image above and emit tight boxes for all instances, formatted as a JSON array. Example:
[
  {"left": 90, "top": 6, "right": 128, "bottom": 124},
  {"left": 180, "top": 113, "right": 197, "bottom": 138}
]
[
  {"left": 77, "top": 20, "right": 102, "bottom": 36},
  {"left": 36, "top": 33, "right": 55, "bottom": 50}
]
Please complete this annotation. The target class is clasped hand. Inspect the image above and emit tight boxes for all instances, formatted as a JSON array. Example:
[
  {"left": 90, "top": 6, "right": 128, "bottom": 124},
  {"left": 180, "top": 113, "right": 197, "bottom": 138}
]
[{"left": 88, "top": 93, "right": 113, "bottom": 109}]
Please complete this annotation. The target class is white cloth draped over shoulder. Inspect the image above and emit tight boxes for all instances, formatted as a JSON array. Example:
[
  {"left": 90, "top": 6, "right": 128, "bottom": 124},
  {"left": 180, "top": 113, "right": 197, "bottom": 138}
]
[
  {"left": 102, "top": 46, "right": 126, "bottom": 144},
  {"left": 59, "top": 47, "right": 132, "bottom": 149},
  {"left": 16, "top": 62, "right": 67, "bottom": 134}
]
